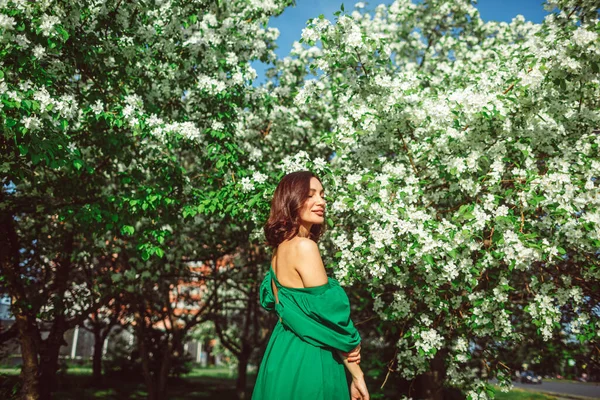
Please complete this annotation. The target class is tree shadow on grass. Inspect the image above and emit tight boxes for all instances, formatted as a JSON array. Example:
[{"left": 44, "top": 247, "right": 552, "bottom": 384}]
[{"left": 53, "top": 372, "right": 254, "bottom": 400}]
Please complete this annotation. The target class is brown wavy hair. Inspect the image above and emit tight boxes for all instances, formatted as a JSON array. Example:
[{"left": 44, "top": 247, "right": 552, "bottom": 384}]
[{"left": 264, "top": 170, "right": 326, "bottom": 249}]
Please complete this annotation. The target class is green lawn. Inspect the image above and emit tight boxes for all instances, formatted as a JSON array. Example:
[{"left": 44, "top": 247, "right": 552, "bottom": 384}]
[
  {"left": 1, "top": 367, "right": 560, "bottom": 400},
  {"left": 53, "top": 373, "right": 247, "bottom": 400},
  {"left": 494, "top": 388, "right": 557, "bottom": 400}
]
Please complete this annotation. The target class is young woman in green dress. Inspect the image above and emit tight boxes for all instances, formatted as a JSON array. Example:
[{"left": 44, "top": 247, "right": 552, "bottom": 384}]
[{"left": 251, "top": 171, "right": 370, "bottom": 400}]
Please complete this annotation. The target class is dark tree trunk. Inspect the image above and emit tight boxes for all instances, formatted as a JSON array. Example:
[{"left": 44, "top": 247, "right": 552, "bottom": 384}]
[
  {"left": 92, "top": 331, "right": 104, "bottom": 383},
  {"left": 411, "top": 350, "right": 448, "bottom": 400},
  {"left": 2, "top": 197, "right": 40, "bottom": 400},
  {"left": 16, "top": 314, "right": 40, "bottom": 400},
  {"left": 85, "top": 310, "right": 119, "bottom": 386},
  {"left": 38, "top": 327, "right": 67, "bottom": 400},
  {"left": 138, "top": 324, "right": 174, "bottom": 400},
  {"left": 156, "top": 342, "right": 172, "bottom": 400},
  {"left": 138, "top": 330, "right": 158, "bottom": 400},
  {"left": 236, "top": 351, "right": 251, "bottom": 400},
  {"left": 38, "top": 234, "right": 73, "bottom": 400}
]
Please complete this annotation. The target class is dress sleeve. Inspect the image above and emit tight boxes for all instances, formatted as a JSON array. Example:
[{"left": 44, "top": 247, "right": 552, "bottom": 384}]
[
  {"left": 277, "top": 280, "right": 361, "bottom": 352},
  {"left": 259, "top": 273, "right": 276, "bottom": 312}
]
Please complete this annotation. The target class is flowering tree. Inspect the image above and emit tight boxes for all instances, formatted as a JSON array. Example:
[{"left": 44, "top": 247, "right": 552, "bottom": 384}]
[
  {"left": 236, "top": 0, "right": 599, "bottom": 398},
  {"left": 0, "top": 0, "right": 290, "bottom": 399}
]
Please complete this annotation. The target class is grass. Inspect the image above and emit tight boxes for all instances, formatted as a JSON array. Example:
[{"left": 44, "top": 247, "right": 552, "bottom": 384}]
[
  {"left": 0, "top": 368, "right": 19, "bottom": 376},
  {"left": 1, "top": 366, "right": 250, "bottom": 400},
  {"left": 494, "top": 388, "right": 557, "bottom": 400}
]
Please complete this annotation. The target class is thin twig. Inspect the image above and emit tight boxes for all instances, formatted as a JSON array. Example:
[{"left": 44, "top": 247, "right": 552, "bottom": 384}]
[
  {"left": 520, "top": 202, "right": 525, "bottom": 233},
  {"left": 355, "top": 315, "right": 377, "bottom": 326},
  {"left": 380, "top": 348, "right": 399, "bottom": 389},
  {"left": 355, "top": 50, "right": 369, "bottom": 78},
  {"left": 400, "top": 131, "right": 419, "bottom": 176}
]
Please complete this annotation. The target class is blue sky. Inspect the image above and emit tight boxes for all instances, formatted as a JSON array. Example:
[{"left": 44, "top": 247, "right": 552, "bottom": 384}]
[{"left": 251, "top": 0, "right": 549, "bottom": 84}]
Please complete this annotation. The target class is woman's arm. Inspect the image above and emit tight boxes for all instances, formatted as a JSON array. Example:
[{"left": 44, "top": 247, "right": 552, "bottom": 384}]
[
  {"left": 337, "top": 350, "right": 364, "bottom": 379},
  {"left": 338, "top": 350, "right": 369, "bottom": 400},
  {"left": 342, "top": 343, "right": 361, "bottom": 363}
]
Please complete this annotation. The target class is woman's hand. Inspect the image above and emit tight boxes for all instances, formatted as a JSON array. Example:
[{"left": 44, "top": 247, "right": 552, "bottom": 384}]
[
  {"left": 350, "top": 375, "right": 369, "bottom": 400},
  {"left": 342, "top": 343, "right": 361, "bottom": 363}
]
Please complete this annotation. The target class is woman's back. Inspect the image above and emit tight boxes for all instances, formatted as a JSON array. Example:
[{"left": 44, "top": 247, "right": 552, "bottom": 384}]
[{"left": 273, "top": 237, "right": 329, "bottom": 289}]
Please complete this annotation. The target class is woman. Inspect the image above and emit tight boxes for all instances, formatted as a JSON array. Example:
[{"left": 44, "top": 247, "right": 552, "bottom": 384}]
[{"left": 251, "top": 171, "right": 369, "bottom": 400}]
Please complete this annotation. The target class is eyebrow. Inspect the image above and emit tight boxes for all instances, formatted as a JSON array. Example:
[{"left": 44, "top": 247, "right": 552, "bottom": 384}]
[{"left": 309, "top": 188, "right": 325, "bottom": 193}]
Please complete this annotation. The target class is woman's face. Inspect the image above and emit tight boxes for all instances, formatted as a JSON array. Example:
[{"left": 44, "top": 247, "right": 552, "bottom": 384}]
[{"left": 299, "top": 177, "right": 326, "bottom": 225}]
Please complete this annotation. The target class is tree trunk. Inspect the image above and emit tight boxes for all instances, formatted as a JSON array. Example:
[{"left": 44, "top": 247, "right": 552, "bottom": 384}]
[
  {"left": 139, "top": 335, "right": 158, "bottom": 400},
  {"left": 411, "top": 350, "right": 447, "bottom": 400},
  {"left": 92, "top": 331, "right": 105, "bottom": 384},
  {"left": 38, "top": 331, "right": 66, "bottom": 400},
  {"left": 16, "top": 314, "right": 40, "bottom": 400},
  {"left": 236, "top": 352, "right": 250, "bottom": 400},
  {"left": 156, "top": 342, "right": 172, "bottom": 400}
]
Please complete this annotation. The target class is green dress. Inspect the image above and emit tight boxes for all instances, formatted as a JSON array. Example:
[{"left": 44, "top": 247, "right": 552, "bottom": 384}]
[{"left": 251, "top": 267, "right": 361, "bottom": 400}]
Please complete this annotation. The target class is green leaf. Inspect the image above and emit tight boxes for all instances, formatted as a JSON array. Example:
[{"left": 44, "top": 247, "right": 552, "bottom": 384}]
[
  {"left": 55, "top": 25, "right": 69, "bottom": 41},
  {"left": 423, "top": 254, "right": 435, "bottom": 266},
  {"left": 73, "top": 159, "right": 83, "bottom": 170},
  {"left": 121, "top": 225, "right": 135, "bottom": 235},
  {"left": 111, "top": 273, "right": 122, "bottom": 283},
  {"left": 18, "top": 145, "right": 28, "bottom": 155},
  {"left": 155, "top": 247, "right": 164, "bottom": 258}
]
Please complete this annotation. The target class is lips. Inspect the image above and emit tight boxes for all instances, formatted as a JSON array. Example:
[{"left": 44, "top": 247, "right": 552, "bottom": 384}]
[{"left": 313, "top": 210, "right": 324, "bottom": 216}]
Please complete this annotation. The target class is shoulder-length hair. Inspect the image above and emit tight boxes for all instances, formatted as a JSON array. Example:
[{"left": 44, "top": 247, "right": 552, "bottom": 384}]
[{"left": 264, "top": 170, "right": 326, "bottom": 249}]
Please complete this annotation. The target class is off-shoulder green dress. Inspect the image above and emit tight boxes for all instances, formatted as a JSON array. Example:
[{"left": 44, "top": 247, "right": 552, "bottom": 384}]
[{"left": 251, "top": 267, "right": 361, "bottom": 400}]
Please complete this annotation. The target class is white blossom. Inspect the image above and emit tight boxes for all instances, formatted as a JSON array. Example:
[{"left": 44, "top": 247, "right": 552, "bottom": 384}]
[
  {"left": 39, "top": 14, "right": 60, "bottom": 36},
  {"left": 0, "top": 14, "right": 16, "bottom": 31},
  {"left": 32, "top": 45, "right": 46, "bottom": 59},
  {"left": 240, "top": 177, "right": 255, "bottom": 193}
]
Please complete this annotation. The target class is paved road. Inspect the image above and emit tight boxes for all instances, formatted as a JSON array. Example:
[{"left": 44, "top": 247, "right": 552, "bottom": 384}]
[{"left": 514, "top": 381, "right": 600, "bottom": 399}]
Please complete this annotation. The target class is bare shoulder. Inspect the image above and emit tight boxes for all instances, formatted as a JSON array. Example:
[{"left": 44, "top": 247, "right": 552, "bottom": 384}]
[
  {"left": 290, "top": 237, "right": 328, "bottom": 287},
  {"left": 293, "top": 237, "right": 319, "bottom": 253}
]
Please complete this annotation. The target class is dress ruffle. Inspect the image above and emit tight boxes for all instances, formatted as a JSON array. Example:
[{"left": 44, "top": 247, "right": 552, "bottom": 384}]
[{"left": 259, "top": 269, "right": 361, "bottom": 352}]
